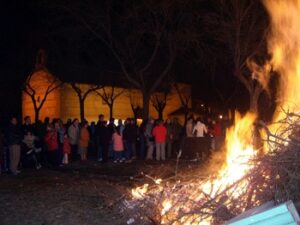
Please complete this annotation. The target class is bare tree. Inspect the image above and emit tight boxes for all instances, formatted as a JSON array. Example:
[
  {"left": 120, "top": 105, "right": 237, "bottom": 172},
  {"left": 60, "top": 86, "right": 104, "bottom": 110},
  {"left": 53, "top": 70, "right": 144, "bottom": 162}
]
[
  {"left": 207, "top": 0, "right": 270, "bottom": 114},
  {"left": 173, "top": 83, "right": 191, "bottom": 126},
  {"left": 70, "top": 83, "right": 102, "bottom": 122},
  {"left": 96, "top": 86, "right": 124, "bottom": 119},
  {"left": 23, "top": 73, "right": 63, "bottom": 123},
  {"left": 151, "top": 88, "right": 170, "bottom": 120},
  {"left": 128, "top": 89, "right": 142, "bottom": 120},
  {"left": 50, "top": 1, "right": 191, "bottom": 119}
]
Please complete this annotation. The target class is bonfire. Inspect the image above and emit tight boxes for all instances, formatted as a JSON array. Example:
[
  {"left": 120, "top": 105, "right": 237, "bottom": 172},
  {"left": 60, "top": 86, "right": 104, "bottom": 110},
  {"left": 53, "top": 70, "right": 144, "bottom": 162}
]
[{"left": 122, "top": 0, "right": 300, "bottom": 224}]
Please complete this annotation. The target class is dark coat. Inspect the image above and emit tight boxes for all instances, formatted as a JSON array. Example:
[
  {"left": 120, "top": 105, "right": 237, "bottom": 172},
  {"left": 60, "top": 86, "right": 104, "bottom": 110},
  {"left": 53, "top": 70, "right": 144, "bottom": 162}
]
[
  {"left": 123, "top": 124, "right": 137, "bottom": 143},
  {"left": 6, "top": 123, "right": 22, "bottom": 146},
  {"left": 96, "top": 122, "right": 110, "bottom": 145},
  {"left": 21, "top": 124, "right": 35, "bottom": 135}
]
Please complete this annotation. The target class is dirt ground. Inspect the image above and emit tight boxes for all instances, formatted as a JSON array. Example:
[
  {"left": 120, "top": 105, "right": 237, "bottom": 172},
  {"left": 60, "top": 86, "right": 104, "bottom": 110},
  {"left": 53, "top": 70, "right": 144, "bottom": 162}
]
[{"left": 0, "top": 160, "right": 198, "bottom": 225}]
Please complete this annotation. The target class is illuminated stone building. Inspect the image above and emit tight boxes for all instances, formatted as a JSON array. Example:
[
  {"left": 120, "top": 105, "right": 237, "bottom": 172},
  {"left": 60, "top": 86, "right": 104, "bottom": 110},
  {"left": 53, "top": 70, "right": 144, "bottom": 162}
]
[{"left": 22, "top": 53, "right": 191, "bottom": 124}]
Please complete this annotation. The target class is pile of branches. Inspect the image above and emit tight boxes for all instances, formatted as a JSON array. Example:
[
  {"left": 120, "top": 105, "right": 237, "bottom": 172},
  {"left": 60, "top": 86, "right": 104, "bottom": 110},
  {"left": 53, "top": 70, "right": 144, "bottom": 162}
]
[{"left": 121, "top": 111, "right": 300, "bottom": 225}]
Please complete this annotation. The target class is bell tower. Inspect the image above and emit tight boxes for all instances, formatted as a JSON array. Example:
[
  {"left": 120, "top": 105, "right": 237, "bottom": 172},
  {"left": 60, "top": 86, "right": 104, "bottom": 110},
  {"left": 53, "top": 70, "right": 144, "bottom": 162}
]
[{"left": 35, "top": 49, "right": 46, "bottom": 70}]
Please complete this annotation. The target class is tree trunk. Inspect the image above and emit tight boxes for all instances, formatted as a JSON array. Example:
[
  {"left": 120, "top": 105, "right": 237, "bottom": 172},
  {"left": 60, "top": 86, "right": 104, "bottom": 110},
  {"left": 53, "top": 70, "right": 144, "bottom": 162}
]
[
  {"left": 79, "top": 99, "right": 85, "bottom": 122},
  {"left": 158, "top": 109, "right": 163, "bottom": 121},
  {"left": 109, "top": 104, "right": 113, "bottom": 120},
  {"left": 249, "top": 89, "right": 260, "bottom": 115},
  {"left": 133, "top": 110, "right": 138, "bottom": 120},
  {"left": 35, "top": 108, "right": 40, "bottom": 124},
  {"left": 142, "top": 93, "right": 150, "bottom": 120},
  {"left": 184, "top": 111, "right": 188, "bottom": 127}
]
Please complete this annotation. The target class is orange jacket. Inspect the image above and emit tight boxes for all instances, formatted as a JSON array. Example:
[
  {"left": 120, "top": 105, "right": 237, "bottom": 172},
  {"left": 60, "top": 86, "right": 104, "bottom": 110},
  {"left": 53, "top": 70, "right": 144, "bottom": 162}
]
[{"left": 79, "top": 127, "right": 90, "bottom": 148}]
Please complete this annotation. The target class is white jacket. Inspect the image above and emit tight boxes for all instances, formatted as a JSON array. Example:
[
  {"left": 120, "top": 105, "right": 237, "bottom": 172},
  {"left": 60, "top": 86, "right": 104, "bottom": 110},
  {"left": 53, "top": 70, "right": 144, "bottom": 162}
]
[
  {"left": 193, "top": 121, "right": 207, "bottom": 137},
  {"left": 68, "top": 125, "right": 79, "bottom": 145}
]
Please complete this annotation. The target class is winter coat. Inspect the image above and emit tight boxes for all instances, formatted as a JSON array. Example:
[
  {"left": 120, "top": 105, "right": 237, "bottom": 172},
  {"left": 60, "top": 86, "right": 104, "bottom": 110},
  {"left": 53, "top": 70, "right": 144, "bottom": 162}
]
[
  {"left": 21, "top": 123, "right": 35, "bottom": 135},
  {"left": 6, "top": 123, "right": 22, "bottom": 146},
  {"left": 96, "top": 122, "right": 110, "bottom": 145},
  {"left": 79, "top": 127, "right": 90, "bottom": 148},
  {"left": 170, "top": 122, "right": 183, "bottom": 141},
  {"left": 112, "top": 132, "right": 124, "bottom": 151},
  {"left": 165, "top": 123, "right": 172, "bottom": 142},
  {"left": 44, "top": 131, "right": 58, "bottom": 151},
  {"left": 68, "top": 124, "right": 79, "bottom": 145},
  {"left": 123, "top": 124, "right": 137, "bottom": 143},
  {"left": 107, "top": 123, "right": 116, "bottom": 140},
  {"left": 212, "top": 122, "right": 222, "bottom": 137},
  {"left": 57, "top": 127, "right": 65, "bottom": 144},
  {"left": 152, "top": 124, "right": 167, "bottom": 144},
  {"left": 145, "top": 122, "right": 154, "bottom": 139}
]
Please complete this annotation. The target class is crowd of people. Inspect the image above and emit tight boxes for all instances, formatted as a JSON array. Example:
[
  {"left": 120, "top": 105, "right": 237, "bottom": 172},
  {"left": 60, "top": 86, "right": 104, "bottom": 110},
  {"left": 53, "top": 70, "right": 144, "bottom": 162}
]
[{"left": 0, "top": 113, "right": 229, "bottom": 175}]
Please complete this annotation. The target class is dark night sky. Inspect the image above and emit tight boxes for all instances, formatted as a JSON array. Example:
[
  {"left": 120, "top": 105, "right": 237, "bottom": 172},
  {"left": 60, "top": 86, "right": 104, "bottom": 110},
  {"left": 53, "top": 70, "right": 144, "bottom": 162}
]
[{"left": 0, "top": 0, "right": 269, "bottom": 120}]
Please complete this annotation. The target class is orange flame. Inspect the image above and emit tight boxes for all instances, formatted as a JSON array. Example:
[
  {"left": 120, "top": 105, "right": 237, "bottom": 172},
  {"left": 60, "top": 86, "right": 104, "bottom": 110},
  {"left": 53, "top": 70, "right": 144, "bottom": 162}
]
[
  {"left": 131, "top": 113, "right": 258, "bottom": 224},
  {"left": 131, "top": 1, "right": 300, "bottom": 223},
  {"left": 264, "top": 0, "right": 300, "bottom": 123}
]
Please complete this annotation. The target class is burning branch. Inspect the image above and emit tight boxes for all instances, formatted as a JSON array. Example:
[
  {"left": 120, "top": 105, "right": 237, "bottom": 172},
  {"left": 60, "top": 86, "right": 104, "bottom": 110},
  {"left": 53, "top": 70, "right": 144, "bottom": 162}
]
[{"left": 122, "top": 110, "right": 300, "bottom": 225}]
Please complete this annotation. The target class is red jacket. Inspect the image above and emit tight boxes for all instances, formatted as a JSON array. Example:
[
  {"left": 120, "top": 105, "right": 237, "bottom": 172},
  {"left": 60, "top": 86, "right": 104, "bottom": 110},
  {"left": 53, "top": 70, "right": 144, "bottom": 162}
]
[
  {"left": 152, "top": 124, "right": 167, "bottom": 144},
  {"left": 44, "top": 131, "right": 58, "bottom": 151},
  {"left": 212, "top": 123, "right": 222, "bottom": 137},
  {"left": 63, "top": 136, "right": 71, "bottom": 154}
]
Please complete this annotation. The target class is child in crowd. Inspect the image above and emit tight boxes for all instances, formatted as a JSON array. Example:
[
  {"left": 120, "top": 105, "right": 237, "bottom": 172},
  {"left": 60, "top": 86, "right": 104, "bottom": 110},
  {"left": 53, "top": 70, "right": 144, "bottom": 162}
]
[
  {"left": 78, "top": 121, "right": 90, "bottom": 161},
  {"left": 44, "top": 124, "right": 59, "bottom": 166},
  {"left": 22, "top": 131, "right": 42, "bottom": 170},
  {"left": 62, "top": 133, "right": 71, "bottom": 165},
  {"left": 112, "top": 126, "right": 124, "bottom": 163}
]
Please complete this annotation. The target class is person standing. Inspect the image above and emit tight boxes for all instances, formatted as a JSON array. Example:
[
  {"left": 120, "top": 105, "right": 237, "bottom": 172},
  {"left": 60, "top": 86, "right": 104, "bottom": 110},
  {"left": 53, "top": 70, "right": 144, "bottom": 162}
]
[
  {"left": 211, "top": 120, "right": 222, "bottom": 150},
  {"left": 170, "top": 118, "right": 183, "bottom": 154},
  {"left": 96, "top": 115, "right": 110, "bottom": 162},
  {"left": 44, "top": 124, "right": 59, "bottom": 166},
  {"left": 6, "top": 116, "right": 22, "bottom": 175},
  {"left": 186, "top": 117, "right": 194, "bottom": 137},
  {"left": 165, "top": 119, "right": 173, "bottom": 159},
  {"left": 130, "top": 119, "right": 138, "bottom": 159},
  {"left": 62, "top": 133, "right": 71, "bottom": 165},
  {"left": 56, "top": 120, "right": 65, "bottom": 166},
  {"left": 95, "top": 114, "right": 104, "bottom": 162},
  {"left": 145, "top": 118, "right": 155, "bottom": 160},
  {"left": 138, "top": 120, "right": 147, "bottom": 159},
  {"left": 78, "top": 121, "right": 90, "bottom": 161},
  {"left": 68, "top": 119, "right": 80, "bottom": 160},
  {"left": 122, "top": 118, "right": 132, "bottom": 161},
  {"left": 22, "top": 131, "right": 42, "bottom": 170},
  {"left": 112, "top": 127, "right": 124, "bottom": 163},
  {"left": 117, "top": 119, "right": 125, "bottom": 135},
  {"left": 88, "top": 121, "right": 96, "bottom": 158},
  {"left": 21, "top": 116, "right": 34, "bottom": 135},
  {"left": 152, "top": 120, "right": 167, "bottom": 161},
  {"left": 107, "top": 118, "right": 116, "bottom": 159},
  {"left": 123, "top": 118, "right": 138, "bottom": 161},
  {"left": 193, "top": 118, "right": 208, "bottom": 137}
]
